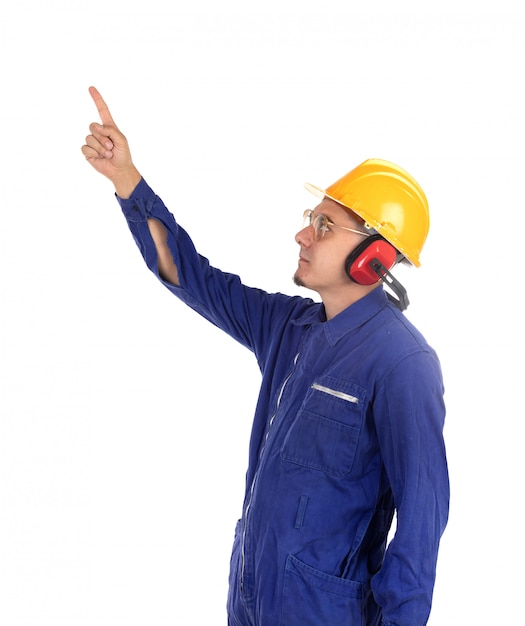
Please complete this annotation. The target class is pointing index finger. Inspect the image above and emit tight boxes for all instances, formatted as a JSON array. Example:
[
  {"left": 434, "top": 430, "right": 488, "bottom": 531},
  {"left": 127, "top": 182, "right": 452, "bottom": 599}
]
[{"left": 89, "top": 86, "right": 115, "bottom": 126}]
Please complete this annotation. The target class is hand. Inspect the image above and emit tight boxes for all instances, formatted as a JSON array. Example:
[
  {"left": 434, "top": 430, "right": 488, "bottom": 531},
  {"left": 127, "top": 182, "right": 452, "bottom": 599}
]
[{"left": 81, "top": 86, "right": 141, "bottom": 198}]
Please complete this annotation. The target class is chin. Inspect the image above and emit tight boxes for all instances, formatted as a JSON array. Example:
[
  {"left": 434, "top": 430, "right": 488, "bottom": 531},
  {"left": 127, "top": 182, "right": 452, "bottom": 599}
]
[{"left": 293, "top": 271, "right": 306, "bottom": 288}]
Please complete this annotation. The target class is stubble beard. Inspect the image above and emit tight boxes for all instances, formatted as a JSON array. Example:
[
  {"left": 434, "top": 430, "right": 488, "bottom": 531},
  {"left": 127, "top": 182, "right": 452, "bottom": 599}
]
[{"left": 293, "top": 270, "right": 305, "bottom": 288}]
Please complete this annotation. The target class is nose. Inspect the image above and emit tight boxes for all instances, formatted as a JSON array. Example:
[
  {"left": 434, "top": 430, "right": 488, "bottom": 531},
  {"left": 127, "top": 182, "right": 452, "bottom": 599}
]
[{"left": 295, "top": 223, "right": 313, "bottom": 246}]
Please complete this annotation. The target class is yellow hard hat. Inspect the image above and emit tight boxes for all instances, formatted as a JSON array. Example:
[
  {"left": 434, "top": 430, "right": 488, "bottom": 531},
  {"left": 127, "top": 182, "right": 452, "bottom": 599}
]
[{"left": 305, "top": 159, "right": 429, "bottom": 266}]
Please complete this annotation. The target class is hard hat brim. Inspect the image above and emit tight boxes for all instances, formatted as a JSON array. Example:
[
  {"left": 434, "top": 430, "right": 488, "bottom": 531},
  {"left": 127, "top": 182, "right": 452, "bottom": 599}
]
[
  {"left": 304, "top": 182, "right": 326, "bottom": 199},
  {"left": 304, "top": 182, "right": 370, "bottom": 226}
]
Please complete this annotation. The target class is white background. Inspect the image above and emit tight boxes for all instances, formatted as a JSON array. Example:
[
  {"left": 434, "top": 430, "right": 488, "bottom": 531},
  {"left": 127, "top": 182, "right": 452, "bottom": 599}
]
[{"left": 1, "top": 0, "right": 523, "bottom": 623}]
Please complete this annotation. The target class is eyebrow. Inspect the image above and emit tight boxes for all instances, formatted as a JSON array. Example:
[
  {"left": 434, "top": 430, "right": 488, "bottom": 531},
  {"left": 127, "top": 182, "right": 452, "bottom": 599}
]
[
  {"left": 319, "top": 200, "right": 364, "bottom": 226},
  {"left": 323, "top": 210, "right": 363, "bottom": 230}
]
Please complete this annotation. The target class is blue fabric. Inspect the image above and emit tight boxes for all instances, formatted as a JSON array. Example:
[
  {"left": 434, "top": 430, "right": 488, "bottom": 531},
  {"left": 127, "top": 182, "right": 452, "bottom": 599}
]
[{"left": 118, "top": 178, "right": 449, "bottom": 626}]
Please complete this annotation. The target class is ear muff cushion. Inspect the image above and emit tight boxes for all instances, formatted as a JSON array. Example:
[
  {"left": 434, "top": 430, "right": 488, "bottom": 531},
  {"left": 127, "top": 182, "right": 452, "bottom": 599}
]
[{"left": 345, "top": 235, "right": 398, "bottom": 285}]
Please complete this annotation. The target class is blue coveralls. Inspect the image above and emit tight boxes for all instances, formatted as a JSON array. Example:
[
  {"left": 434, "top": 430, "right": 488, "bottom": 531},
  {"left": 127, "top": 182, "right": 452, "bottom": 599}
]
[{"left": 118, "top": 179, "right": 450, "bottom": 626}]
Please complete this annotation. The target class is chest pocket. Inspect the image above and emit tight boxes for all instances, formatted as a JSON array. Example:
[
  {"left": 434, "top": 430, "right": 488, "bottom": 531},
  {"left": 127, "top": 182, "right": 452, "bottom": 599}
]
[{"left": 281, "top": 376, "right": 366, "bottom": 478}]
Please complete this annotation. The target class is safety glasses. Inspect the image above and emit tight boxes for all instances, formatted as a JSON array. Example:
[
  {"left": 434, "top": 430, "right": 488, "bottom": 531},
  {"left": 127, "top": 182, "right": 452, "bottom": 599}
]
[{"left": 302, "top": 209, "right": 371, "bottom": 242}]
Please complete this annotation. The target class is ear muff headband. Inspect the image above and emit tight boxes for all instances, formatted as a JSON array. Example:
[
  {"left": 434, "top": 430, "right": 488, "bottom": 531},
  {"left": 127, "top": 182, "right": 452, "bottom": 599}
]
[{"left": 345, "top": 235, "right": 398, "bottom": 285}]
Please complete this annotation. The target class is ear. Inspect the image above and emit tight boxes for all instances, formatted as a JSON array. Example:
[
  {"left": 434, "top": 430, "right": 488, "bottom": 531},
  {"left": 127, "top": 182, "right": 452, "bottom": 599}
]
[{"left": 345, "top": 235, "right": 398, "bottom": 285}]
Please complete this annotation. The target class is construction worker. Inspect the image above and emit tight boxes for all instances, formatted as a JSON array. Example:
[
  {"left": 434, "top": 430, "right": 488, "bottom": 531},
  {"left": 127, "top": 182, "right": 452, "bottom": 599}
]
[{"left": 82, "top": 86, "right": 449, "bottom": 626}]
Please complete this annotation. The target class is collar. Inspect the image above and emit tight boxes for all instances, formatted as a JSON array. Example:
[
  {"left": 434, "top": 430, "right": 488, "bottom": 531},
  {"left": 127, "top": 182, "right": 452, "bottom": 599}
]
[{"left": 292, "top": 287, "right": 389, "bottom": 347}]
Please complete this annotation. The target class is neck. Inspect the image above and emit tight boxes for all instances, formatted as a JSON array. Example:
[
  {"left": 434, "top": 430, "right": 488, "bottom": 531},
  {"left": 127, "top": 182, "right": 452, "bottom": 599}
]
[{"left": 321, "top": 283, "right": 379, "bottom": 320}]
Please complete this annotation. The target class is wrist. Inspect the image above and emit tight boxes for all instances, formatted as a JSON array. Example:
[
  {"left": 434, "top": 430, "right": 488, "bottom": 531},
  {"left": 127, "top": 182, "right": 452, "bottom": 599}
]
[{"left": 112, "top": 166, "right": 142, "bottom": 199}]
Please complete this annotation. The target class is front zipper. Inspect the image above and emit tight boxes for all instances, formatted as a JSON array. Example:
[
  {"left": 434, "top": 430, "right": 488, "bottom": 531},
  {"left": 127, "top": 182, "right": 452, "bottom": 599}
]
[
  {"left": 240, "top": 352, "right": 300, "bottom": 592},
  {"left": 311, "top": 382, "right": 359, "bottom": 404}
]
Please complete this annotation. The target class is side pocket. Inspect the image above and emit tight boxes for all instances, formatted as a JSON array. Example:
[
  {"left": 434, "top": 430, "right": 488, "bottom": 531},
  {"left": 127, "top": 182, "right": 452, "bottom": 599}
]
[{"left": 281, "top": 555, "right": 368, "bottom": 626}]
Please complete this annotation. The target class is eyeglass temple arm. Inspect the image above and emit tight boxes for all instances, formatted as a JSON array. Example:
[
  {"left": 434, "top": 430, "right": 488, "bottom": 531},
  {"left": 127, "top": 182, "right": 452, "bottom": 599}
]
[{"left": 370, "top": 259, "right": 410, "bottom": 312}]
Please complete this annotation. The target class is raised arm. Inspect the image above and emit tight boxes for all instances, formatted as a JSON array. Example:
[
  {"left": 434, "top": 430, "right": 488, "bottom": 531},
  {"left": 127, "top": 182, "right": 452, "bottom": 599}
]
[{"left": 81, "top": 87, "right": 179, "bottom": 285}]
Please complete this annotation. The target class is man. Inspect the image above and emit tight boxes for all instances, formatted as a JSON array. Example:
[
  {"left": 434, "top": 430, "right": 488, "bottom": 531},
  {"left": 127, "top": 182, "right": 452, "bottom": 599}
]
[{"left": 82, "top": 86, "right": 449, "bottom": 626}]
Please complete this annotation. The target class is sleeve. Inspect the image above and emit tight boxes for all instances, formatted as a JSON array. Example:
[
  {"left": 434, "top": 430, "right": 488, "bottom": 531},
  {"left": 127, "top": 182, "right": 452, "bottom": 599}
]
[
  {"left": 116, "top": 178, "right": 303, "bottom": 363},
  {"left": 371, "top": 349, "right": 450, "bottom": 625}
]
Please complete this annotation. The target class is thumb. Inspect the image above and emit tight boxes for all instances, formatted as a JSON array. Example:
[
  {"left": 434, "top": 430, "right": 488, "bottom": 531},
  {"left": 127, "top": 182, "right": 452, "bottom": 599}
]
[{"left": 88, "top": 121, "right": 116, "bottom": 155}]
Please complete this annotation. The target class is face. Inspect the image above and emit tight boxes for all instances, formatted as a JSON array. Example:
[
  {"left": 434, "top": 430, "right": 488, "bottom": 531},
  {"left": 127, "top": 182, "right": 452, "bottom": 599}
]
[{"left": 293, "top": 198, "right": 369, "bottom": 298}]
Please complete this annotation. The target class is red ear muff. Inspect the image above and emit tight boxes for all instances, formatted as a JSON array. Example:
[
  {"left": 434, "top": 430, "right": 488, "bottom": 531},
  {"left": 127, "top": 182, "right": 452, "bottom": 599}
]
[{"left": 345, "top": 235, "right": 398, "bottom": 285}]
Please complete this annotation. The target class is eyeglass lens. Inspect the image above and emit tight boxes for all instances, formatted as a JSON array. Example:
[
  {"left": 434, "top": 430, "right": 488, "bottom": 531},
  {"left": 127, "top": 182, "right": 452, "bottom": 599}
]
[{"left": 303, "top": 210, "right": 326, "bottom": 241}]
